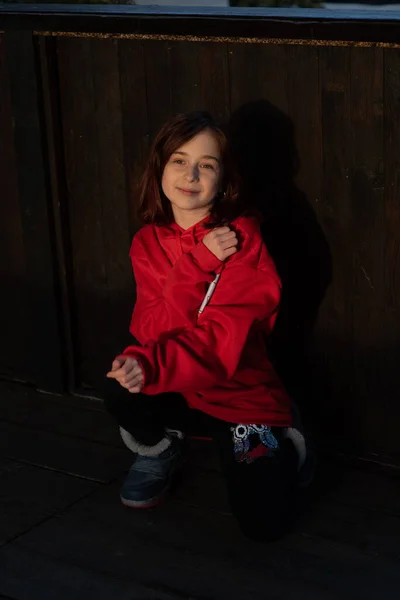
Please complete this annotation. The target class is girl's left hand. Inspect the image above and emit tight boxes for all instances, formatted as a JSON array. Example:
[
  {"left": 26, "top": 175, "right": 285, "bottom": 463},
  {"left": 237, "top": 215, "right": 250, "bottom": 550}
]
[{"left": 106, "top": 356, "right": 144, "bottom": 393}]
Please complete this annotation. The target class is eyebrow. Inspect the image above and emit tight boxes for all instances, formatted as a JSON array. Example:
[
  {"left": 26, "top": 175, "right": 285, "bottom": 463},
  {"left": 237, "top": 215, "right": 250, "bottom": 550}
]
[{"left": 173, "top": 151, "right": 220, "bottom": 163}]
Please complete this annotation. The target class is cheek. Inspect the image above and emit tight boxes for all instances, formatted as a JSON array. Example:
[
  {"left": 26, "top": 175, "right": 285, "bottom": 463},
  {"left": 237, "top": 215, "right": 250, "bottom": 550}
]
[
  {"left": 161, "top": 167, "right": 173, "bottom": 195},
  {"left": 205, "top": 172, "right": 221, "bottom": 195}
]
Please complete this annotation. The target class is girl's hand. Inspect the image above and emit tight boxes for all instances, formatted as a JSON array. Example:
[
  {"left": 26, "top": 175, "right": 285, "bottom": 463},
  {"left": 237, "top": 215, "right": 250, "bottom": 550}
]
[
  {"left": 202, "top": 227, "right": 238, "bottom": 261},
  {"left": 106, "top": 356, "right": 144, "bottom": 393}
]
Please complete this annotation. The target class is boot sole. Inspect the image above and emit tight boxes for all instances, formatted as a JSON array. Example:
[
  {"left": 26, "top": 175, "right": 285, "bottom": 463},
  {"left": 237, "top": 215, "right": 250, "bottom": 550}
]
[
  {"left": 120, "top": 456, "right": 185, "bottom": 509},
  {"left": 120, "top": 490, "right": 167, "bottom": 509}
]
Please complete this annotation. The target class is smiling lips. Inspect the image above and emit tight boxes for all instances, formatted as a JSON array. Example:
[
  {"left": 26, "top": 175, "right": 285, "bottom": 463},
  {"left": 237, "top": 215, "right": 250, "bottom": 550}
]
[{"left": 177, "top": 187, "right": 200, "bottom": 196}]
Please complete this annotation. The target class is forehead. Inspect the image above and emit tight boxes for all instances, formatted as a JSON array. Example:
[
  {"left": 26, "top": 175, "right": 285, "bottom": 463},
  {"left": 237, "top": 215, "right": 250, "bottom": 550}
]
[{"left": 175, "top": 130, "right": 221, "bottom": 158}]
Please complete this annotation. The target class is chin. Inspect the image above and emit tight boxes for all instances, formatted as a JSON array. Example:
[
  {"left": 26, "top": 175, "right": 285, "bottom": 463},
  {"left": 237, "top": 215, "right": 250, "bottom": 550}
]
[{"left": 171, "top": 197, "right": 209, "bottom": 211}]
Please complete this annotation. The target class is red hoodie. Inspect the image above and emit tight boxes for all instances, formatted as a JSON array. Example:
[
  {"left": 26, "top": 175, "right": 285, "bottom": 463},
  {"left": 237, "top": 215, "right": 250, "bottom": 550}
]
[{"left": 122, "top": 215, "right": 292, "bottom": 426}]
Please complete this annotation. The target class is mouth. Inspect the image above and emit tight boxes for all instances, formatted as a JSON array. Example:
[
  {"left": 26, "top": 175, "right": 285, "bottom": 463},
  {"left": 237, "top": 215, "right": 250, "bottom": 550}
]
[{"left": 177, "top": 187, "right": 201, "bottom": 196}]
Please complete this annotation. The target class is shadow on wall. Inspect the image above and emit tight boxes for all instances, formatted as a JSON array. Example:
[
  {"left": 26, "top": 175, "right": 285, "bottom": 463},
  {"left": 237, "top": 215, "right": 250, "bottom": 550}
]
[{"left": 228, "top": 100, "right": 333, "bottom": 424}]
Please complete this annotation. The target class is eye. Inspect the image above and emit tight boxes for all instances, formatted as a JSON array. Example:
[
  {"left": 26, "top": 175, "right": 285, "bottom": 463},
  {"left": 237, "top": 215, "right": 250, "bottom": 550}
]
[
  {"left": 172, "top": 158, "right": 185, "bottom": 165},
  {"left": 201, "top": 163, "right": 214, "bottom": 170}
]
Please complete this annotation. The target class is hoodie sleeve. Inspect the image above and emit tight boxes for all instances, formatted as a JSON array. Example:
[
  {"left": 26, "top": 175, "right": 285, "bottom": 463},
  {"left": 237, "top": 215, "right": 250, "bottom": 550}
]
[
  {"left": 130, "top": 233, "right": 223, "bottom": 344},
  {"left": 123, "top": 237, "right": 282, "bottom": 395}
]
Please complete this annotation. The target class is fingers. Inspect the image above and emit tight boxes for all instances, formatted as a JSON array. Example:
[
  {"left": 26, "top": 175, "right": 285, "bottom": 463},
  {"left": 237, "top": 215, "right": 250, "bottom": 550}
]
[
  {"left": 213, "top": 226, "right": 231, "bottom": 235},
  {"left": 107, "top": 363, "right": 140, "bottom": 379},
  {"left": 128, "top": 385, "right": 142, "bottom": 394},
  {"left": 111, "top": 357, "right": 125, "bottom": 371},
  {"left": 216, "top": 230, "right": 238, "bottom": 254},
  {"left": 107, "top": 357, "right": 144, "bottom": 393},
  {"left": 215, "top": 231, "right": 236, "bottom": 242},
  {"left": 120, "top": 372, "right": 143, "bottom": 391},
  {"left": 215, "top": 229, "right": 236, "bottom": 241},
  {"left": 106, "top": 357, "right": 141, "bottom": 381},
  {"left": 224, "top": 245, "right": 238, "bottom": 258},
  {"left": 221, "top": 236, "right": 238, "bottom": 249},
  {"left": 116, "top": 367, "right": 142, "bottom": 385},
  {"left": 202, "top": 227, "right": 238, "bottom": 261}
]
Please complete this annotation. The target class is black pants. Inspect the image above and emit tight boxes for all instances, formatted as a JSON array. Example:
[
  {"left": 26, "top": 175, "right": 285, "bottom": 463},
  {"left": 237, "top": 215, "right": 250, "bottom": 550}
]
[{"left": 103, "top": 377, "right": 298, "bottom": 541}]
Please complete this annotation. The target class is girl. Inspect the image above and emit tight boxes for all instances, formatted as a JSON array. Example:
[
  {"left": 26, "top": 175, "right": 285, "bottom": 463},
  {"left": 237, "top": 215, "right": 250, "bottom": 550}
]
[{"left": 104, "top": 111, "right": 307, "bottom": 541}]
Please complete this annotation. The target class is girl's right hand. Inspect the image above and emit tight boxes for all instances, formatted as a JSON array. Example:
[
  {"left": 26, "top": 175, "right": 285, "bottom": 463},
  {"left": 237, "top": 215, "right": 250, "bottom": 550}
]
[
  {"left": 106, "top": 356, "right": 144, "bottom": 393},
  {"left": 202, "top": 227, "right": 238, "bottom": 261}
]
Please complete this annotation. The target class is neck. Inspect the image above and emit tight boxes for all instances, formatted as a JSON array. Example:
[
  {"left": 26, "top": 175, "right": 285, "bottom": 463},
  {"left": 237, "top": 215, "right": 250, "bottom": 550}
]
[{"left": 172, "top": 206, "right": 210, "bottom": 230}]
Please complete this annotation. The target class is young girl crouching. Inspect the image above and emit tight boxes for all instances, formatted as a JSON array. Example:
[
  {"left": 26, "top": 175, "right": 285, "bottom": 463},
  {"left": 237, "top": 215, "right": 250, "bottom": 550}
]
[{"left": 104, "top": 111, "right": 307, "bottom": 542}]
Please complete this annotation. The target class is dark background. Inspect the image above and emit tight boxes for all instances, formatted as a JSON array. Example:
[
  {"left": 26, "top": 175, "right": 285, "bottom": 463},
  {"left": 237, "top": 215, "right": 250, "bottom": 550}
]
[{"left": 1, "top": 6, "right": 399, "bottom": 461}]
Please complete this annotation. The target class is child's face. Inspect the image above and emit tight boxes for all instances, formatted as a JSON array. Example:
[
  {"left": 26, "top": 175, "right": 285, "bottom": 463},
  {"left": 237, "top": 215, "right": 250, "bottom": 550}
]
[{"left": 162, "top": 130, "right": 222, "bottom": 218}]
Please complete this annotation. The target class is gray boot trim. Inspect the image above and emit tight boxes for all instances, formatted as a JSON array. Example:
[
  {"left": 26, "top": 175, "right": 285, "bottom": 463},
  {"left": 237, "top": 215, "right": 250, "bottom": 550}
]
[
  {"left": 284, "top": 427, "right": 307, "bottom": 470},
  {"left": 284, "top": 400, "right": 307, "bottom": 470},
  {"left": 119, "top": 427, "right": 172, "bottom": 457},
  {"left": 165, "top": 427, "right": 185, "bottom": 440}
]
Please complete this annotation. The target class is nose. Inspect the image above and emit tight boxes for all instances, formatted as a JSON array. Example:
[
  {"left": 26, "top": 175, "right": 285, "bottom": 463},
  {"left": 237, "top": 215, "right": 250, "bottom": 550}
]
[{"left": 184, "top": 164, "right": 199, "bottom": 182}]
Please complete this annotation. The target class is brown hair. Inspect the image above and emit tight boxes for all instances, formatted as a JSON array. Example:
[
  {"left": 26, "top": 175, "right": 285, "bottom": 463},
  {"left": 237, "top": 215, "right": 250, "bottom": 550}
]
[{"left": 137, "top": 111, "right": 243, "bottom": 226}]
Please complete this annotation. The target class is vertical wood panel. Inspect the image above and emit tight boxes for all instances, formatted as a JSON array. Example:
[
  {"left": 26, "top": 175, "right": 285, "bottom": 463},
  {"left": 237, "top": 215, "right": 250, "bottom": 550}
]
[
  {"left": 2, "top": 31, "right": 64, "bottom": 390},
  {"left": 37, "top": 37, "right": 77, "bottom": 393},
  {"left": 58, "top": 37, "right": 105, "bottom": 388},
  {"left": 229, "top": 43, "right": 288, "bottom": 114},
  {"left": 286, "top": 46, "right": 322, "bottom": 208},
  {"left": 319, "top": 46, "right": 355, "bottom": 443},
  {"left": 91, "top": 39, "right": 133, "bottom": 374},
  {"left": 200, "top": 42, "right": 230, "bottom": 121},
  {"left": 285, "top": 45, "right": 330, "bottom": 424},
  {"left": 170, "top": 41, "right": 201, "bottom": 114},
  {"left": 0, "top": 35, "right": 28, "bottom": 379},
  {"left": 144, "top": 40, "right": 173, "bottom": 140},
  {"left": 350, "top": 47, "right": 386, "bottom": 452},
  {"left": 382, "top": 48, "right": 400, "bottom": 455},
  {"left": 58, "top": 37, "right": 131, "bottom": 389},
  {"left": 118, "top": 39, "right": 148, "bottom": 233}
]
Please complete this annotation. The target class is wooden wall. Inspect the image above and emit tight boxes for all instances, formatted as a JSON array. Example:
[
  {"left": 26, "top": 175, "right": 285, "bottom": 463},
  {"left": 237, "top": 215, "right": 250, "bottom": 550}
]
[
  {"left": 0, "top": 33, "right": 65, "bottom": 390},
  {"left": 1, "top": 29, "right": 400, "bottom": 459}
]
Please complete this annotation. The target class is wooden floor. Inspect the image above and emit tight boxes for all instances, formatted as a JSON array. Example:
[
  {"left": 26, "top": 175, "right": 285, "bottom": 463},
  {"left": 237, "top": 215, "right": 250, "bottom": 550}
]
[{"left": 1, "top": 381, "right": 399, "bottom": 600}]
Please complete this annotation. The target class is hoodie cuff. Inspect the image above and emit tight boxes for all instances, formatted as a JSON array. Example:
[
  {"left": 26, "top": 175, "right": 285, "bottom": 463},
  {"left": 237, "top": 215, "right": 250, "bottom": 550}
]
[{"left": 191, "top": 241, "right": 223, "bottom": 273}]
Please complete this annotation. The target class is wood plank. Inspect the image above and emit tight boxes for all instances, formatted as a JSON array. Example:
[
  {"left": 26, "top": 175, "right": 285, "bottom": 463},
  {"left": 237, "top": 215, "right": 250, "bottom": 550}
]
[
  {"left": 200, "top": 42, "right": 230, "bottom": 122},
  {"left": 3, "top": 480, "right": 399, "bottom": 600},
  {"left": 118, "top": 39, "right": 148, "bottom": 233},
  {"left": 143, "top": 40, "right": 173, "bottom": 140},
  {"left": 57, "top": 37, "right": 126, "bottom": 390},
  {"left": 37, "top": 37, "right": 76, "bottom": 393},
  {"left": 0, "top": 381, "right": 122, "bottom": 448},
  {"left": 229, "top": 43, "right": 288, "bottom": 115},
  {"left": 90, "top": 38, "right": 133, "bottom": 379},
  {"left": 2, "top": 31, "right": 64, "bottom": 391},
  {"left": 286, "top": 45, "right": 322, "bottom": 214},
  {"left": 0, "top": 35, "right": 28, "bottom": 381},
  {"left": 0, "top": 544, "right": 186, "bottom": 600},
  {"left": 301, "top": 461, "right": 400, "bottom": 561},
  {"left": 169, "top": 41, "right": 201, "bottom": 114},
  {"left": 382, "top": 48, "right": 400, "bottom": 457},
  {"left": 0, "top": 458, "right": 97, "bottom": 545},
  {"left": 318, "top": 46, "right": 355, "bottom": 446},
  {"left": 57, "top": 36, "right": 108, "bottom": 390},
  {"left": 348, "top": 46, "right": 389, "bottom": 454},
  {"left": 274, "top": 45, "right": 330, "bottom": 419},
  {"left": 0, "top": 421, "right": 130, "bottom": 483}
]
